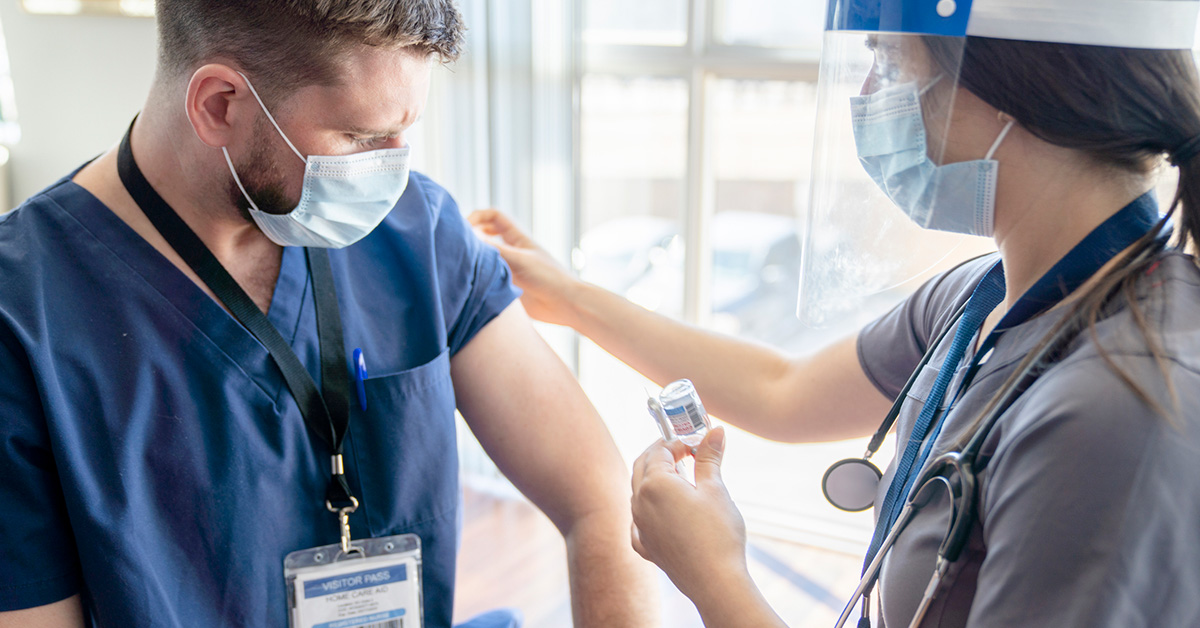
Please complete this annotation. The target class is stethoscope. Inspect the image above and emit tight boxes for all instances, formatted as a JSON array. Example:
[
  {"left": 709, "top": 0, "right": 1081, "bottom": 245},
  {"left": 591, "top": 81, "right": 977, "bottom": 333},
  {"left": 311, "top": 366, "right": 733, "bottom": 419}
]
[
  {"left": 821, "top": 299, "right": 967, "bottom": 516},
  {"left": 826, "top": 303, "right": 1085, "bottom": 628},
  {"left": 822, "top": 222, "right": 1163, "bottom": 628}
]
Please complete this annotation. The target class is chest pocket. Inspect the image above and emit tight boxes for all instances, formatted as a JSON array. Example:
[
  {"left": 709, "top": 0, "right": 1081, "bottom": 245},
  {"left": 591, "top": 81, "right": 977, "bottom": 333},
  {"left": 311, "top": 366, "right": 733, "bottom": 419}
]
[{"left": 344, "top": 348, "right": 458, "bottom": 536}]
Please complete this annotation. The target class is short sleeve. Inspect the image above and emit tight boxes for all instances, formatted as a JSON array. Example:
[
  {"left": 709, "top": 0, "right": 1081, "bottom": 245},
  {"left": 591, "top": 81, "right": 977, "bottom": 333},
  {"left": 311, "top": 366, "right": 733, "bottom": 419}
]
[
  {"left": 418, "top": 177, "right": 521, "bottom": 356},
  {"left": 0, "top": 324, "right": 81, "bottom": 610},
  {"left": 967, "top": 358, "right": 1200, "bottom": 626},
  {"left": 856, "top": 255, "right": 996, "bottom": 399},
  {"left": 447, "top": 239, "right": 520, "bottom": 356}
]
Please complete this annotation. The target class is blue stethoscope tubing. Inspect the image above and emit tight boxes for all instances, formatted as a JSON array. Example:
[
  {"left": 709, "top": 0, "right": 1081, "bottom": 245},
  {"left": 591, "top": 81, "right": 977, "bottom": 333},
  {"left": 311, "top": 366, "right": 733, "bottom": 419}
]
[{"left": 831, "top": 258, "right": 1138, "bottom": 628}]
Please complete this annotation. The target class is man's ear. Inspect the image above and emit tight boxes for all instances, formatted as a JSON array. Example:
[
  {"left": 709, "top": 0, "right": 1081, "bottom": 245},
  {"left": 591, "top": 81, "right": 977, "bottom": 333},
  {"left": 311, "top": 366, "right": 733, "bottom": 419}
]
[{"left": 185, "top": 64, "right": 254, "bottom": 149}]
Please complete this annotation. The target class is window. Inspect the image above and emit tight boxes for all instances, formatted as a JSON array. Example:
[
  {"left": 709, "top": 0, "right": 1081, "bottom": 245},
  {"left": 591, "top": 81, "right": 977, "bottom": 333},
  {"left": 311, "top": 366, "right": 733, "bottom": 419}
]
[
  {"left": 0, "top": 15, "right": 16, "bottom": 146},
  {"left": 575, "top": 0, "right": 888, "bottom": 550},
  {"left": 21, "top": 0, "right": 154, "bottom": 17},
  {"left": 0, "top": 12, "right": 17, "bottom": 211}
]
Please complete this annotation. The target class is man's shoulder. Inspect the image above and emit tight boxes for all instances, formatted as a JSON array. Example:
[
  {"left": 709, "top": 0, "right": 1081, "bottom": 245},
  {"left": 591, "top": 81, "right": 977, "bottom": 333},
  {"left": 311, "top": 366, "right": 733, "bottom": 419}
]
[
  {"left": 0, "top": 172, "right": 123, "bottom": 323},
  {"left": 2, "top": 165, "right": 98, "bottom": 227},
  {"left": 404, "top": 170, "right": 450, "bottom": 207},
  {"left": 370, "top": 170, "right": 476, "bottom": 253},
  {"left": 1, "top": 175, "right": 90, "bottom": 256},
  {"left": 396, "top": 170, "right": 453, "bottom": 218}
]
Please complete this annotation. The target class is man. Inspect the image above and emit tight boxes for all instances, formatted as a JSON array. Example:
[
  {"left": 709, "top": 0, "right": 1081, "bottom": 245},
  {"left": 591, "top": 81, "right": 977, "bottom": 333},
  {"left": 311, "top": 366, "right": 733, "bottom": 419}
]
[{"left": 0, "top": 1, "right": 655, "bottom": 626}]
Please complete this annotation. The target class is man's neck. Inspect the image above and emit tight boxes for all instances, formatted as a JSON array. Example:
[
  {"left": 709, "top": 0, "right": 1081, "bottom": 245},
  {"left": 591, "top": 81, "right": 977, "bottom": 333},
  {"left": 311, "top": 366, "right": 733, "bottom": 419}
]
[
  {"left": 131, "top": 109, "right": 280, "bottom": 262},
  {"left": 73, "top": 104, "right": 283, "bottom": 314}
]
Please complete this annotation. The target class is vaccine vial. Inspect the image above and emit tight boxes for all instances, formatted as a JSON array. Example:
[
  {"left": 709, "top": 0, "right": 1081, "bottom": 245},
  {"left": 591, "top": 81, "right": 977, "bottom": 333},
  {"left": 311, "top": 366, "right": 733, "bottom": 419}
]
[
  {"left": 646, "top": 396, "right": 674, "bottom": 442},
  {"left": 656, "top": 379, "right": 710, "bottom": 447}
]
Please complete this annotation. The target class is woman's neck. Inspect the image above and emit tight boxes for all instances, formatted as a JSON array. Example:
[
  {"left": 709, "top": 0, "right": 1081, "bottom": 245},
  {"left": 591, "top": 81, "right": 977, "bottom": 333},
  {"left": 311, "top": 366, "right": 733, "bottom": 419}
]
[{"left": 990, "top": 146, "right": 1154, "bottom": 310}]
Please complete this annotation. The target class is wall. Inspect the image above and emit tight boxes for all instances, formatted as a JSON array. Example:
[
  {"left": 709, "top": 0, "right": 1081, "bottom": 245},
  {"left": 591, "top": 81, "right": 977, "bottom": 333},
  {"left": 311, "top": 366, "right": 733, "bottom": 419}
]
[{"left": 0, "top": 6, "right": 157, "bottom": 208}]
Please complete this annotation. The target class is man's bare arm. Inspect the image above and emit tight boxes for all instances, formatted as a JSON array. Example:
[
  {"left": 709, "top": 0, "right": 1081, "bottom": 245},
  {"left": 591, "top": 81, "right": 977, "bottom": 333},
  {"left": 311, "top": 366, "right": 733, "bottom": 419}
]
[
  {"left": 0, "top": 595, "right": 84, "bottom": 628},
  {"left": 451, "top": 302, "right": 659, "bottom": 627}
]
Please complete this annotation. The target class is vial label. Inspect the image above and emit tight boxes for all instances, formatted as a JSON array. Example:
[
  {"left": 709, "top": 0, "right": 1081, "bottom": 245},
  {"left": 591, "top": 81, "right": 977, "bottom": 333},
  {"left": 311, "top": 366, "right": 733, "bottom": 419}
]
[
  {"left": 649, "top": 379, "right": 710, "bottom": 446},
  {"left": 664, "top": 405, "right": 695, "bottom": 437},
  {"left": 663, "top": 405, "right": 705, "bottom": 437}
]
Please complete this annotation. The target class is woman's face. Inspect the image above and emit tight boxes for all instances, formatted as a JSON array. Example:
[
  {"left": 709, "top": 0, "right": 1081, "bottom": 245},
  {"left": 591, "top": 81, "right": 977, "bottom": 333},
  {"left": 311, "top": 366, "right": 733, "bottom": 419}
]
[
  {"left": 862, "top": 34, "right": 1005, "bottom": 167},
  {"left": 861, "top": 34, "right": 939, "bottom": 95}
]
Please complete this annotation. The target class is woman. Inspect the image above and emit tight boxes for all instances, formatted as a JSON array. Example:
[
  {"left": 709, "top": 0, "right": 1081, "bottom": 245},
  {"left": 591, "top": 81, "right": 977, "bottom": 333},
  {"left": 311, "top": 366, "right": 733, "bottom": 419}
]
[{"left": 471, "top": 1, "right": 1200, "bottom": 625}]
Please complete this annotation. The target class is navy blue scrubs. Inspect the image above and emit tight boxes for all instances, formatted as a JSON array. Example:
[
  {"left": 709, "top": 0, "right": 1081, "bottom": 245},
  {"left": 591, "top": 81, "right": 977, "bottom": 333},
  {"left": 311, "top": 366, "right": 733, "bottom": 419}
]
[{"left": 0, "top": 170, "right": 519, "bottom": 627}]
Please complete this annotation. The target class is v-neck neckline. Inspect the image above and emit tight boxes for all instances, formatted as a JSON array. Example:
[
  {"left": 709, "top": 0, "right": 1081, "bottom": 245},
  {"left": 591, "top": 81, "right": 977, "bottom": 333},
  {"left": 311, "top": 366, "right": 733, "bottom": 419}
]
[{"left": 50, "top": 178, "right": 313, "bottom": 387}]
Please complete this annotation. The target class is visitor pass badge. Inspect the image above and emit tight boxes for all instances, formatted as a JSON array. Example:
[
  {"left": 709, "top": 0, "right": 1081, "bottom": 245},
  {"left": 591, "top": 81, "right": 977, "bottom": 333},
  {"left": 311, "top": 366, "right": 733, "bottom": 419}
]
[{"left": 285, "top": 534, "right": 423, "bottom": 628}]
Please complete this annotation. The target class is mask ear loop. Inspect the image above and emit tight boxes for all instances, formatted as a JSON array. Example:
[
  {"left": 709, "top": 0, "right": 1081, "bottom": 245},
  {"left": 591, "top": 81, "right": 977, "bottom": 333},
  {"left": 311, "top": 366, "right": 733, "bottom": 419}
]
[
  {"left": 234, "top": 71, "right": 307, "bottom": 164},
  {"left": 917, "top": 74, "right": 945, "bottom": 96},
  {"left": 221, "top": 147, "right": 264, "bottom": 214},
  {"left": 985, "top": 119, "right": 1016, "bottom": 160}
]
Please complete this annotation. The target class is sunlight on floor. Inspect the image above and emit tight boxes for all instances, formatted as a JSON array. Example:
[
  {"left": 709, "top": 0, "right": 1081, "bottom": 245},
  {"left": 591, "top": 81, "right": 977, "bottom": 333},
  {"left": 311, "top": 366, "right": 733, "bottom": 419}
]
[{"left": 454, "top": 486, "right": 865, "bottom": 627}]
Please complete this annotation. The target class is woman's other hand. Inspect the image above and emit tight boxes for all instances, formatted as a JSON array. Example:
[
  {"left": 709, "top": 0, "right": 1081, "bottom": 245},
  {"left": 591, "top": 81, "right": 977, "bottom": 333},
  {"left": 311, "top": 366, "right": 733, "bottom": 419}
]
[
  {"left": 630, "top": 427, "right": 752, "bottom": 600},
  {"left": 468, "top": 208, "right": 581, "bottom": 327}
]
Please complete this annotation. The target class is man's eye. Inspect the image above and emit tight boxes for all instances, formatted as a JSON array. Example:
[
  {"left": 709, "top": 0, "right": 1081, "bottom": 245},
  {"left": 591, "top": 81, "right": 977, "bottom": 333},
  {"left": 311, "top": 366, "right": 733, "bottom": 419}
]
[{"left": 352, "top": 136, "right": 385, "bottom": 147}]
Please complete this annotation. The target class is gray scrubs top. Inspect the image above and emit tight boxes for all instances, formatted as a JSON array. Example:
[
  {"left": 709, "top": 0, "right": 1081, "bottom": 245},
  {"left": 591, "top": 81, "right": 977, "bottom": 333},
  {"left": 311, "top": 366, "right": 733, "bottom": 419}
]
[{"left": 857, "top": 252, "right": 1200, "bottom": 627}]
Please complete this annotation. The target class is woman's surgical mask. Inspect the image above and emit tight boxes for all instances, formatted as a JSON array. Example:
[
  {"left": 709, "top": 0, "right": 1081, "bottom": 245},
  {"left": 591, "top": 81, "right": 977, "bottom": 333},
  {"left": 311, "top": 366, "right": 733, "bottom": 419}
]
[
  {"left": 849, "top": 77, "right": 1014, "bottom": 237},
  {"left": 222, "top": 72, "right": 411, "bottom": 249}
]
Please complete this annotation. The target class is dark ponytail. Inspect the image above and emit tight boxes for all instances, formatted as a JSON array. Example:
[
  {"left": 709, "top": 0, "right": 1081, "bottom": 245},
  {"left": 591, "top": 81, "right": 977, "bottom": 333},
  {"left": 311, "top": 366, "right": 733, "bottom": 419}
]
[{"left": 921, "top": 36, "right": 1200, "bottom": 428}]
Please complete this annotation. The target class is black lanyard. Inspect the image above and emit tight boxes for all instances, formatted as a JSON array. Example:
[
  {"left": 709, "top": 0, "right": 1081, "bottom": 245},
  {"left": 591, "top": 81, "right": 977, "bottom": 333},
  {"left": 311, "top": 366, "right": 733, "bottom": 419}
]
[{"left": 116, "top": 123, "right": 357, "bottom": 511}]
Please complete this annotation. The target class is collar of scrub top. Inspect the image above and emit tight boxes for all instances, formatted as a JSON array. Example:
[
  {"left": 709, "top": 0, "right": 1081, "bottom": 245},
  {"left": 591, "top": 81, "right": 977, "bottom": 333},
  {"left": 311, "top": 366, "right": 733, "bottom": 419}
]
[
  {"left": 860, "top": 192, "right": 1162, "bottom": 583},
  {"left": 115, "top": 120, "right": 359, "bottom": 512}
]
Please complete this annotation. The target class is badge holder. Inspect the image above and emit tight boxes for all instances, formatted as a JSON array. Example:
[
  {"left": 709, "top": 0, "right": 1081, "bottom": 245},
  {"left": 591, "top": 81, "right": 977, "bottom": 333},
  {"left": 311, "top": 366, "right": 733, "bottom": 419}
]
[
  {"left": 285, "top": 507, "right": 424, "bottom": 628},
  {"left": 116, "top": 128, "right": 426, "bottom": 628}
]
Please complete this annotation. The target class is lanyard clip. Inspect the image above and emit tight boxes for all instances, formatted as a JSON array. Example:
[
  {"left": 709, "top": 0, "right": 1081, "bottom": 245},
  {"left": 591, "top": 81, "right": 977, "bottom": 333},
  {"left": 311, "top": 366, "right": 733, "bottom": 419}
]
[
  {"left": 325, "top": 454, "right": 361, "bottom": 556},
  {"left": 326, "top": 495, "right": 360, "bottom": 556}
]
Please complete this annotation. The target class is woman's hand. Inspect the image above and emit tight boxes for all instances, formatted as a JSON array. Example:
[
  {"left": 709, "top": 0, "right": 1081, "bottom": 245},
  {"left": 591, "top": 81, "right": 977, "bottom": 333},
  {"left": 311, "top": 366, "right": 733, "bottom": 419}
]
[
  {"left": 631, "top": 427, "right": 751, "bottom": 600},
  {"left": 468, "top": 209, "right": 582, "bottom": 327}
]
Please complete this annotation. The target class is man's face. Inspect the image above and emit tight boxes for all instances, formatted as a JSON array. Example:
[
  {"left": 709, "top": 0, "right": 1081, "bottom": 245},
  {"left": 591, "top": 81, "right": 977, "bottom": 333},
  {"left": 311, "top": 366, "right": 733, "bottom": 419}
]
[{"left": 228, "top": 45, "right": 433, "bottom": 218}]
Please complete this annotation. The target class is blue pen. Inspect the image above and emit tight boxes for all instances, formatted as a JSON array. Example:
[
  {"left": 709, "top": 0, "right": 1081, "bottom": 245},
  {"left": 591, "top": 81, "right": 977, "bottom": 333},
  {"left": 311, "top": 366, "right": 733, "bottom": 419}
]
[{"left": 353, "top": 348, "right": 368, "bottom": 412}]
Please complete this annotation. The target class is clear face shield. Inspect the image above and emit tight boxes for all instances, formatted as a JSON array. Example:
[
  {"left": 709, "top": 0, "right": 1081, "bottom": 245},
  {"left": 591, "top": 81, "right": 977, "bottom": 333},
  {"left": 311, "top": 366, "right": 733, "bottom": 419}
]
[{"left": 797, "top": 28, "right": 996, "bottom": 327}]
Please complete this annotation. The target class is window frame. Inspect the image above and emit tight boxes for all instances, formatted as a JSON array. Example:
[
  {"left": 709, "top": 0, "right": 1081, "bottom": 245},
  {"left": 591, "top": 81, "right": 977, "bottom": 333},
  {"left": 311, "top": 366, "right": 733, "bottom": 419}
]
[{"left": 574, "top": 0, "right": 822, "bottom": 326}]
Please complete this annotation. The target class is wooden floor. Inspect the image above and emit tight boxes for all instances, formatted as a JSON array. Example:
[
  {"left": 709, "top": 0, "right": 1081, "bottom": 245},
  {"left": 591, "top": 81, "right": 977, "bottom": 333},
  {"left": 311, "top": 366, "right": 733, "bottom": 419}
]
[{"left": 453, "top": 487, "right": 864, "bottom": 627}]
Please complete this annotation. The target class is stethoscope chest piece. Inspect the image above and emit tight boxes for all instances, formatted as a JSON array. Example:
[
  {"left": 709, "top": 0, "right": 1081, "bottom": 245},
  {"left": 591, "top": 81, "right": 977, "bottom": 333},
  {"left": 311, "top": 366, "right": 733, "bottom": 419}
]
[
  {"left": 820, "top": 302, "right": 972, "bottom": 517},
  {"left": 823, "top": 458, "right": 883, "bottom": 512}
]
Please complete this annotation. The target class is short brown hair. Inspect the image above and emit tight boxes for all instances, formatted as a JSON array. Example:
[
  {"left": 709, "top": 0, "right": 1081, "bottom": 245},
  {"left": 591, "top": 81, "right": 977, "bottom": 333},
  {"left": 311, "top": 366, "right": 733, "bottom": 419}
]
[{"left": 155, "top": 0, "right": 464, "bottom": 96}]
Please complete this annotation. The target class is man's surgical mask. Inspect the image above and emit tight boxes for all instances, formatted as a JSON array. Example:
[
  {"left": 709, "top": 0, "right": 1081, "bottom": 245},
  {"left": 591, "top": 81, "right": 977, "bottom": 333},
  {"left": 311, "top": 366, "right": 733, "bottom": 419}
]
[
  {"left": 850, "top": 79, "right": 1015, "bottom": 237},
  {"left": 222, "top": 72, "right": 411, "bottom": 249}
]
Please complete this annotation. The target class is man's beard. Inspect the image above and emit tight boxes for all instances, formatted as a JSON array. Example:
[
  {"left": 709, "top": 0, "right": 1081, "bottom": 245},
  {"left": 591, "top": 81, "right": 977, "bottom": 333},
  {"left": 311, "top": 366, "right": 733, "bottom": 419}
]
[{"left": 227, "top": 118, "right": 299, "bottom": 223}]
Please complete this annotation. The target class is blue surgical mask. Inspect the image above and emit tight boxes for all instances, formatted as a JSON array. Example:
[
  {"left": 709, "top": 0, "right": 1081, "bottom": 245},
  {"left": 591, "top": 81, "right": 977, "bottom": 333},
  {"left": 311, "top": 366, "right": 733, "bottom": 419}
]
[
  {"left": 849, "top": 79, "right": 1014, "bottom": 237},
  {"left": 222, "top": 72, "right": 411, "bottom": 249}
]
